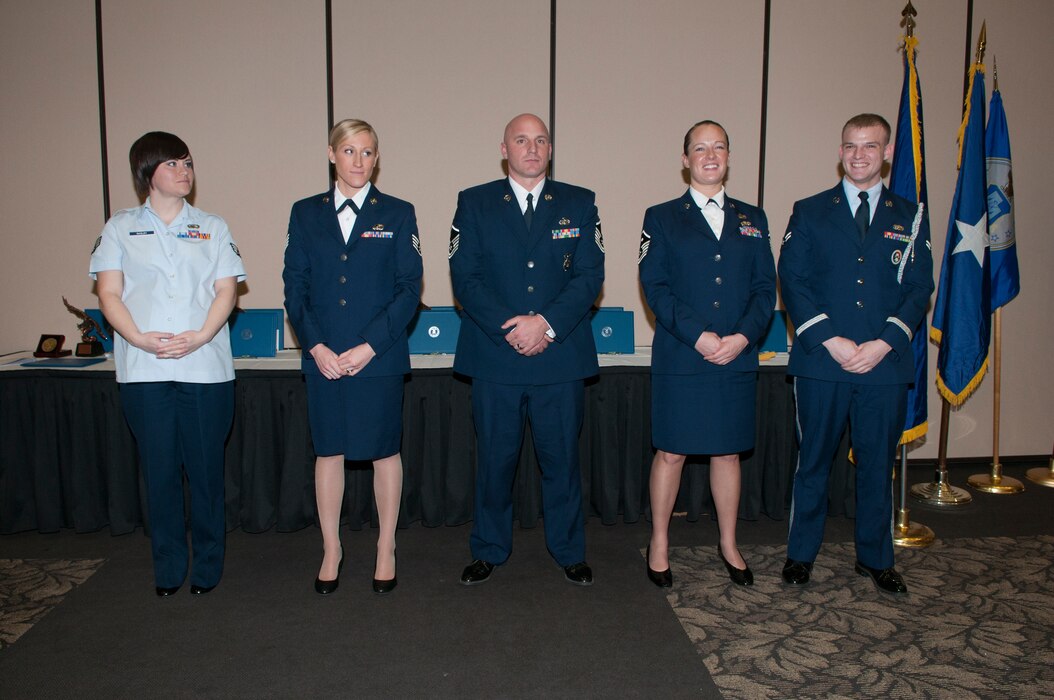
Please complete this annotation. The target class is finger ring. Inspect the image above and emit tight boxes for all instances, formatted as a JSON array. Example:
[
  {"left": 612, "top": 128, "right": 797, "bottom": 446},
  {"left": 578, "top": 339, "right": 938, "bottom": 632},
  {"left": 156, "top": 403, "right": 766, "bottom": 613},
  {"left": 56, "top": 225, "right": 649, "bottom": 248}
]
[{"left": 346, "top": 368, "right": 352, "bottom": 374}]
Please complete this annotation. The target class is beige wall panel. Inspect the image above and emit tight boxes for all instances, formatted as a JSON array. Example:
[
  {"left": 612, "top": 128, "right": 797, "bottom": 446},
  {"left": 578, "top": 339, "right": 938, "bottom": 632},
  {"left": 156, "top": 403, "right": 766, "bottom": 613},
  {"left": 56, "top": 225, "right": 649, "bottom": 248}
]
[
  {"left": 332, "top": 0, "right": 551, "bottom": 307},
  {"left": 0, "top": 1, "right": 102, "bottom": 353},
  {"left": 937, "top": 0, "right": 1054, "bottom": 459},
  {"left": 101, "top": 0, "right": 327, "bottom": 346},
  {"left": 555, "top": 0, "right": 766, "bottom": 344}
]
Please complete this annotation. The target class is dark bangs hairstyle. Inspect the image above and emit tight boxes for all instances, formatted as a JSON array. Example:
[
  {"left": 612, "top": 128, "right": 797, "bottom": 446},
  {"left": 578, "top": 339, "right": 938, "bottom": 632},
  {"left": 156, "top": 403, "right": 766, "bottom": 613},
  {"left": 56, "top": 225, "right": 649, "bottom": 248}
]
[{"left": 129, "top": 131, "right": 190, "bottom": 199}]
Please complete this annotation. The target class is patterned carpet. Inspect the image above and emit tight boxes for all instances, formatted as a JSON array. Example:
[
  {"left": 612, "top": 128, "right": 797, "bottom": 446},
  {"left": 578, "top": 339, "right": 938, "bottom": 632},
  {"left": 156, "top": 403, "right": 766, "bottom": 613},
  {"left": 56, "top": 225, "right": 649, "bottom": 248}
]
[
  {"left": 0, "top": 558, "right": 103, "bottom": 650},
  {"left": 661, "top": 536, "right": 1054, "bottom": 699}
]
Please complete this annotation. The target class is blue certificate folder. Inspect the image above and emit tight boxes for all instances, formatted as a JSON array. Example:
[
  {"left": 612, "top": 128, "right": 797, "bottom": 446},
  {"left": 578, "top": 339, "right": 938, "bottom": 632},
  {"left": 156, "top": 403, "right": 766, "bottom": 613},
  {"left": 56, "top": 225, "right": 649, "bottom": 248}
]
[
  {"left": 22, "top": 357, "right": 106, "bottom": 368},
  {"left": 228, "top": 308, "right": 284, "bottom": 357},
  {"left": 760, "top": 310, "right": 790, "bottom": 352},
  {"left": 591, "top": 307, "right": 634, "bottom": 354},
  {"left": 408, "top": 306, "right": 460, "bottom": 354}
]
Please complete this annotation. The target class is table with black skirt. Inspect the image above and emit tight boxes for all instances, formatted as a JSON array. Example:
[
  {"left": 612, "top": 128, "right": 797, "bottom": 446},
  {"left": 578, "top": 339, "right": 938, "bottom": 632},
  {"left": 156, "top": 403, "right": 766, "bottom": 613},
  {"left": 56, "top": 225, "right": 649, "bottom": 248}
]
[{"left": 0, "top": 350, "right": 855, "bottom": 535}]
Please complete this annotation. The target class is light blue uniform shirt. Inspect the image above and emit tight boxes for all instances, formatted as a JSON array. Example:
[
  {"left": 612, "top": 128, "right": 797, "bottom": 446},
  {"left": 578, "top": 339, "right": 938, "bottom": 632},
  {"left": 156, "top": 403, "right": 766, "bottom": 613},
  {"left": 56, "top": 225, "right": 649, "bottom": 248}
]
[{"left": 89, "top": 199, "right": 246, "bottom": 384}]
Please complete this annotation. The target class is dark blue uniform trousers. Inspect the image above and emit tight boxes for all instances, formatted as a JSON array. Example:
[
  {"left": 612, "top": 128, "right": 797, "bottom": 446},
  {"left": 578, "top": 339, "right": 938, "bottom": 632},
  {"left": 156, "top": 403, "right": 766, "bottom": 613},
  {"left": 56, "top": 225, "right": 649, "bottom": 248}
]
[
  {"left": 788, "top": 377, "right": 907, "bottom": 570},
  {"left": 469, "top": 379, "right": 586, "bottom": 567},
  {"left": 121, "top": 381, "right": 234, "bottom": 589}
]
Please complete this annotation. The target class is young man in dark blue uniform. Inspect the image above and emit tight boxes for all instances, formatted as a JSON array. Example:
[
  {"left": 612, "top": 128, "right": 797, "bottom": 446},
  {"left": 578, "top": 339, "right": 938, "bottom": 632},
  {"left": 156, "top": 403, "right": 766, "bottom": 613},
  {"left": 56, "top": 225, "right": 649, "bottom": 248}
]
[
  {"left": 449, "top": 113, "right": 604, "bottom": 586},
  {"left": 778, "top": 113, "right": 933, "bottom": 595}
]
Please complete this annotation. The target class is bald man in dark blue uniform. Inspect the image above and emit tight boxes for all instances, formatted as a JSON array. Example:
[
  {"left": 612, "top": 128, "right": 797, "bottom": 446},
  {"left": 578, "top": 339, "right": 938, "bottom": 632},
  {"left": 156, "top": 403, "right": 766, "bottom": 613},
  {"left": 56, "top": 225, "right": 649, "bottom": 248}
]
[
  {"left": 449, "top": 113, "right": 604, "bottom": 586},
  {"left": 778, "top": 113, "right": 933, "bottom": 596}
]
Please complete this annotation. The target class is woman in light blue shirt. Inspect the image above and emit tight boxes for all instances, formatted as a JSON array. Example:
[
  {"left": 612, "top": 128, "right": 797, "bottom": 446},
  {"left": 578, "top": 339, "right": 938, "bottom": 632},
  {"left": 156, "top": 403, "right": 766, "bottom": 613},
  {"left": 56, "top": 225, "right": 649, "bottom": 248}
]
[{"left": 90, "top": 131, "right": 246, "bottom": 597}]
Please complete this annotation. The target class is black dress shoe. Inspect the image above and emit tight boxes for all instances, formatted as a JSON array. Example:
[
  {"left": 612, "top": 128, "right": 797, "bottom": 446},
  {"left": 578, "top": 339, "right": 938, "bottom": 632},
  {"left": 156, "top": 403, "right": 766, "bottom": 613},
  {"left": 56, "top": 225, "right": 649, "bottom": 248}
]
[
  {"left": 460, "top": 559, "right": 495, "bottom": 585},
  {"left": 190, "top": 584, "right": 216, "bottom": 595},
  {"left": 782, "top": 558, "right": 813, "bottom": 585},
  {"left": 563, "top": 561, "right": 593, "bottom": 586},
  {"left": 155, "top": 585, "right": 180, "bottom": 597},
  {"left": 645, "top": 546, "right": 672, "bottom": 588},
  {"left": 314, "top": 546, "right": 344, "bottom": 595},
  {"left": 372, "top": 549, "right": 397, "bottom": 595},
  {"left": 855, "top": 562, "right": 908, "bottom": 596},
  {"left": 718, "top": 546, "right": 754, "bottom": 586}
]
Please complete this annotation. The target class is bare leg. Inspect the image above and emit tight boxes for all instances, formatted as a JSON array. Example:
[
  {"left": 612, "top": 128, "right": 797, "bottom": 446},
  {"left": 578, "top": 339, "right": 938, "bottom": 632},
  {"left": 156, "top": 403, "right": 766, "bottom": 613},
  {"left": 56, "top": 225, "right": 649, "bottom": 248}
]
[
  {"left": 373, "top": 453, "right": 403, "bottom": 580},
  {"left": 648, "top": 450, "right": 687, "bottom": 571},
  {"left": 711, "top": 453, "right": 746, "bottom": 569},
  {"left": 315, "top": 454, "right": 345, "bottom": 580}
]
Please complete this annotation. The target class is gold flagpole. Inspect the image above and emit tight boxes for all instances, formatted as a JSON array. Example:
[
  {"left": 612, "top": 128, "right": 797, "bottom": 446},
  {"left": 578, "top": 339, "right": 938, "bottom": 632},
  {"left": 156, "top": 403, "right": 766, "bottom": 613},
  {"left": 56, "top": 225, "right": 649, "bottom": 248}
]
[
  {"left": 911, "top": 400, "right": 972, "bottom": 505},
  {"left": 1025, "top": 440, "right": 1054, "bottom": 487},
  {"left": 892, "top": 1, "right": 934, "bottom": 545},
  {"left": 968, "top": 307, "right": 1024, "bottom": 492},
  {"left": 911, "top": 22, "right": 988, "bottom": 507}
]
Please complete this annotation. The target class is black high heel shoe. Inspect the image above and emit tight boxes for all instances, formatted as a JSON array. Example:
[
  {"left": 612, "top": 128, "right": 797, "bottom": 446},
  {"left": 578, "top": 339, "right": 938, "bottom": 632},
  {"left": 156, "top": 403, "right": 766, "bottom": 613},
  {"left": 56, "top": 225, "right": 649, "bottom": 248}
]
[
  {"left": 315, "top": 545, "right": 344, "bottom": 595},
  {"left": 372, "top": 548, "right": 397, "bottom": 595},
  {"left": 718, "top": 545, "right": 753, "bottom": 586},
  {"left": 646, "top": 545, "right": 673, "bottom": 588}
]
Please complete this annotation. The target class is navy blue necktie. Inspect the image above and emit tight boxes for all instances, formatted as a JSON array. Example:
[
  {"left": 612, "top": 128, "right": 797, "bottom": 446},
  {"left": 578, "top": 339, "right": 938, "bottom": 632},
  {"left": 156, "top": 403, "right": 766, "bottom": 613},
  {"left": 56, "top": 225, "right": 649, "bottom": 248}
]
[
  {"left": 524, "top": 192, "right": 534, "bottom": 230},
  {"left": 338, "top": 199, "right": 360, "bottom": 215},
  {"left": 855, "top": 191, "right": 870, "bottom": 240}
]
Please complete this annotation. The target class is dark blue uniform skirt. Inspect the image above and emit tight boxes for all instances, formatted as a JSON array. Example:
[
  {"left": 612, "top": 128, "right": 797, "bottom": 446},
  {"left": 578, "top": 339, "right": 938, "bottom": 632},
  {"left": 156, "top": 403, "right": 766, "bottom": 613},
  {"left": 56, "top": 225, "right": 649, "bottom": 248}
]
[
  {"left": 651, "top": 370, "right": 756, "bottom": 455},
  {"left": 305, "top": 373, "right": 404, "bottom": 460}
]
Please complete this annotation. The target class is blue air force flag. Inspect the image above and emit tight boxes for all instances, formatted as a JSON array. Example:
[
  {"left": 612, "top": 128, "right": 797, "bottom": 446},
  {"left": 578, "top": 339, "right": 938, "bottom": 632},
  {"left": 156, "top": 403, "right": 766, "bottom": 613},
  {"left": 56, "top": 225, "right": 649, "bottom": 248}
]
[
  {"left": 931, "top": 63, "right": 990, "bottom": 406},
  {"left": 889, "top": 35, "right": 928, "bottom": 444},
  {"left": 985, "top": 88, "right": 1020, "bottom": 311}
]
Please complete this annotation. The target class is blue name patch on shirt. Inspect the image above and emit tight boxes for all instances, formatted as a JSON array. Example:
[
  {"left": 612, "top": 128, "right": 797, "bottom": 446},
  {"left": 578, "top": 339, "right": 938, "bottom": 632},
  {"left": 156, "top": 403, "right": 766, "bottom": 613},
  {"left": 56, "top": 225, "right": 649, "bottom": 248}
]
[
  {"left": 361, "top": 230, "right": 394, "bottom": 238},
  {"left": 552, "top": 228, "right": 580, "bottom": 239},
  {"left": 129, "top": 230, "right": 155, "bottom": 236}
]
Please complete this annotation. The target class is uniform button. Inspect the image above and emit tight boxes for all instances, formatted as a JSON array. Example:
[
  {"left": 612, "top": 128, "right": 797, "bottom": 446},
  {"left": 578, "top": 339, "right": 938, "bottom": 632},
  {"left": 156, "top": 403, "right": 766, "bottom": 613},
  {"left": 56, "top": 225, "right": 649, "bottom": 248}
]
[
  {"left": 339, "top": 276, "right": 346, "bottom": 284},
  {"left": 340, "top": 253, "right": 348, "bottom": 262},
  {"left": 858, "top": 256, "right": 864, "bottom": 263},
  {"left": 527, "top": 285, "right": 534, "bottom": 293},
  {"left": 529, "top": 310, "right": 536, "bottom": 316},
  {"left": 527, "top": 261, "right": 535, "bottom": 269},
  {"left": 338, "top": 299, "right": 347, "bottom": 307},
  {"left": 857, "top": 279, "right": 864, "bottom": 285},
  {"left": 856, "top": 301, "right": 864, "bottom": 308},
  {"left": 714, "top": 254, "right": 722, "bottom": 262},
  {"left": 714, "top": 277, "right": 723, "bottom": 285},
  {"left": 713, "top": 301, "right": 720, "bottom": 309}
]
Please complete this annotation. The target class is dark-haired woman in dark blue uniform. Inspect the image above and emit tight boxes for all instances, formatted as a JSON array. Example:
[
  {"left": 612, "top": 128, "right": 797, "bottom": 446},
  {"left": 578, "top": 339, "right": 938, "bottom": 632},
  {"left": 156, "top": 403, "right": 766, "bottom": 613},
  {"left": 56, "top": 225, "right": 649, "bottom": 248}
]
[
  {"left": 284, "top": 119, "right": 422, "bottom": 595},
  {"left": 638, "top": 120, "right": 776, "bottom": 588}
]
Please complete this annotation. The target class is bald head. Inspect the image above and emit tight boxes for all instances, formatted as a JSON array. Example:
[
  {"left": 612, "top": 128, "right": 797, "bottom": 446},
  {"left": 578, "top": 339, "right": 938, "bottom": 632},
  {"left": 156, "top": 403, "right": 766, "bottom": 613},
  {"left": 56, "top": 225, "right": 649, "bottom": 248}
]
[{"left": 501, "top": 113, "right": 552, "bottom": 188}]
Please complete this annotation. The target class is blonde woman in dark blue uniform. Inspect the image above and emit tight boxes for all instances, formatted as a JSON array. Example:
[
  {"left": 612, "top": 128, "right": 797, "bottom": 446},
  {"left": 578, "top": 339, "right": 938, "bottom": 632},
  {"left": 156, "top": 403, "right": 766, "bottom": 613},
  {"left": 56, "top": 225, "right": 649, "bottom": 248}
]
[
  {"left": 638, "top": 121, "right": 776, "bottom": 588},
  {"left": 284, "top": 119, "right": 423, "bottom": 595},
  {"left": 90, "top": 131, "right": 246, "bottom": 596}
]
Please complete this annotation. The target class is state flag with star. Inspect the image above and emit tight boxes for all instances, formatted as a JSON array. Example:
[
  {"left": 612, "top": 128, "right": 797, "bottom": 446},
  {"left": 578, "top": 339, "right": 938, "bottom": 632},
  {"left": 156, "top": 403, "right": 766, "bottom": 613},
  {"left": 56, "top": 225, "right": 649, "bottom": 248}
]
[{"left": 930, "top": 59, "right": 991, "bottom": 406}]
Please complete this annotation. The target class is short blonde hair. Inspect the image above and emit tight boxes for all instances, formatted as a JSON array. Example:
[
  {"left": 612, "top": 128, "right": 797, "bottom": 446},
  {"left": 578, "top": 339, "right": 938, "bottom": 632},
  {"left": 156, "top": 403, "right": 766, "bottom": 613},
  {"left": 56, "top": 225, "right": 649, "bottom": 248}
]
[{"left": 329, "top": 118, "right": 378, "bottom": 151}]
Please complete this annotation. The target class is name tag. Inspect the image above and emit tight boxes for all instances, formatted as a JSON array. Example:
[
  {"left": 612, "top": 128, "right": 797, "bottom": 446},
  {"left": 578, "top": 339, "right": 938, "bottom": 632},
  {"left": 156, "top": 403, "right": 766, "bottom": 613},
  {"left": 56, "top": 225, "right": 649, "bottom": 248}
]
[
  {"left": 129, "top": 230, "right": 155, "bottom": 236},
  {"left": 361, "top": 230, "right": 394, "bottom": 238},
  {"left": 552, "top": 227, "right": 580, "bottom": 239}
]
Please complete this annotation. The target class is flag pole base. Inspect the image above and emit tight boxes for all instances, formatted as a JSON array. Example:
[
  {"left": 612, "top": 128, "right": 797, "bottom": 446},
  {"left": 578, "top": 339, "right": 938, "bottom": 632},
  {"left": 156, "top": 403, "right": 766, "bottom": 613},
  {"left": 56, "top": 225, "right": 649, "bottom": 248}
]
[
  {"left": 893, "top": 508, "right": 934, "bottom": 548},
  {"left": 1026, "top": 455, "right": 1054, "bottom": 488},
  {"left": 910, "top": 479, "right": 972, "bottom": 506},
  {"left": 967, "top": 468, "right": 1024, "bottom": 494}
]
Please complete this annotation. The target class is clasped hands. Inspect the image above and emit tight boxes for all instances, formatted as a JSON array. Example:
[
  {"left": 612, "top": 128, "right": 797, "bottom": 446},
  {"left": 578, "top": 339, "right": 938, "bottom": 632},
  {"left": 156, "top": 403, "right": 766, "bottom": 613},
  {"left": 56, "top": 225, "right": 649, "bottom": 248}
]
[
  {"left": 140, "top": 330, "right": 207, "bottom": 360},
  {"left": 310, "top": 342, "right": 377, "bottom": 380},
  {"left": 502, "top": 315, "right": 551, "bottom": 357},
  {"left": 822, "top": 336, "right": 891, "bottom": 374},
  {"left": 695, "top": 331, "right": 749, "bottom": 365}
]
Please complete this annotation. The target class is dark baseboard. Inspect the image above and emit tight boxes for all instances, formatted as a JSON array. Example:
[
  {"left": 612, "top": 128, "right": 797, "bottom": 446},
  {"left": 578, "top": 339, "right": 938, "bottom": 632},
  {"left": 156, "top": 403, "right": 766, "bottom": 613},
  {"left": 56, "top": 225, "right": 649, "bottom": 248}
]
[{"left": 908, "top": 454, "right": 1051, "bottom": 470}]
